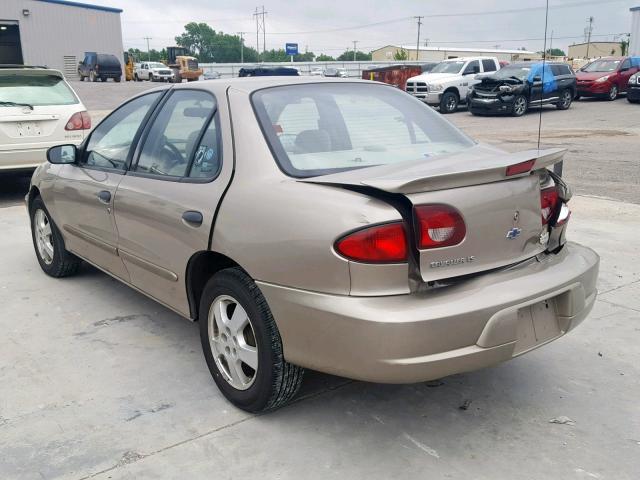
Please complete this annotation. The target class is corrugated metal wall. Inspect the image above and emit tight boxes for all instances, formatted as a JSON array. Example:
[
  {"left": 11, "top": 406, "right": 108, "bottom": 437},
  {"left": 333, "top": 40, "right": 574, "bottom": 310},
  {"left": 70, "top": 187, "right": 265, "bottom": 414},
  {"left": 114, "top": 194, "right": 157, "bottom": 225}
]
[
  {"left": 1, "top": 0, "right": 124, "bottom": 78},
  {"left": 631, "top": 8, "right": 640, "bottom": 56}
]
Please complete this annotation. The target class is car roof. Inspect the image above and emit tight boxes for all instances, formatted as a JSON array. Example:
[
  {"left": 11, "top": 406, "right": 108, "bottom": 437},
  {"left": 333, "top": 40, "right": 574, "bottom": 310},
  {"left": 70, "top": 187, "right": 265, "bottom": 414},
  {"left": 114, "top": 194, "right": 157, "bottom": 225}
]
[
  {"left": 0, "top": 66, "right": 64, "bottom": 77},
  {"left": 175, "top": 76, "right": 376, "bottom": 94},
  {"left": 441, "top": 56, "right": 496, "bottom": 62}
]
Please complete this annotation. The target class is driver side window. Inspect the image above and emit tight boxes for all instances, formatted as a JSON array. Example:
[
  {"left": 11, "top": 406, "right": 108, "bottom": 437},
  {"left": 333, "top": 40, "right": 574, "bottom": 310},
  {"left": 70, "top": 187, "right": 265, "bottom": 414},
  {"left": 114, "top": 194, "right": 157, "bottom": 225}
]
[
  {"left": 82, "top": 92, "right": 161, "bottom": 170},
  {"left": 135, "top": 90, "right": 215, "bottom": 177}
]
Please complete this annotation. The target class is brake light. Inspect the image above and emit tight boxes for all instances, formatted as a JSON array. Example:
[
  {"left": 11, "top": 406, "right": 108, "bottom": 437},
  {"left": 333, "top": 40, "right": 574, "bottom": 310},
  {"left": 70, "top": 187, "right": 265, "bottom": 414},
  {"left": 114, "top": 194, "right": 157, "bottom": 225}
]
[
  {"left": 335, "top": 222, "right": 407, "bottom": 263},
  {"left": 506, "top": 159, "right": 536, "bottom": 176},
  {"left": 414, "top": 205, "right": 466, "bottom": 249},
  {"left": 540, "top": 186, "right": 560, "bottom": 225},
  {"left": 65, "top": 111, "right": 91, "bottom": 131}
]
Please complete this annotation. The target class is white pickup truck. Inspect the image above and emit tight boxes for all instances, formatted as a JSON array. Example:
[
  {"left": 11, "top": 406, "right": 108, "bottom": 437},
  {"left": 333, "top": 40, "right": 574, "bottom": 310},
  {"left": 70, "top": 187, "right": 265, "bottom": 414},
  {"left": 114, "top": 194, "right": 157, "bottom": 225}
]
[
  {"left": 406, "top": 57, "right": 501, "bottom": 113},
  {"left": 134, "top": 61, "right": 174, "bottom": 82}
]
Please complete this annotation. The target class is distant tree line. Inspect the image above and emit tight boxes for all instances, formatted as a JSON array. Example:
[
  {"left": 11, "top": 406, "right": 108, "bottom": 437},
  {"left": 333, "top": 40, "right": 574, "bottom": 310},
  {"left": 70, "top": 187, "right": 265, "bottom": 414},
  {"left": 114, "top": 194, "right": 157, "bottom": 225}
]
[{"left": 126, "top": 22, "right": 373, "bottom": 63}]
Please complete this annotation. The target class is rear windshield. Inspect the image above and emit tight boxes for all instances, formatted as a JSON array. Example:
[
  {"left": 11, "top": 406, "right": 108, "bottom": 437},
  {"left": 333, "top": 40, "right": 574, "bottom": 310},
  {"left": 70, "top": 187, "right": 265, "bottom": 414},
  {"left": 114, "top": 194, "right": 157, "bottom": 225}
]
[
  {"left": 252, "top": 83, "right": 475, "bottom": 177},
  {"left": 97, "top": 54, "right": 120, "bottom": 66},
  {"left": 0, "top": 74, "right": 78, "bottom": 106}
]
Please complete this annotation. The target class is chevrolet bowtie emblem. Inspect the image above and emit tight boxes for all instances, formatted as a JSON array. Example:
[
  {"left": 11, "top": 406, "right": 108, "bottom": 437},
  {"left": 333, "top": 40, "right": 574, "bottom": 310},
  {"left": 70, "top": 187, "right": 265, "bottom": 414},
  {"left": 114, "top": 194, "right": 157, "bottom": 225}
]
[{"left": 506, "top": 227, "right": 522, "bottom": 239}]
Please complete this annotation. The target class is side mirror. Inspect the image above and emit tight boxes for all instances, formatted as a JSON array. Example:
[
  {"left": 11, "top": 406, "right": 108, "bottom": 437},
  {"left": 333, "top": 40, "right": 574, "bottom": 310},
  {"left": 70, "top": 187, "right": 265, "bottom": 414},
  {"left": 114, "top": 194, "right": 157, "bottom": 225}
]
[{"left": 47, "top": 145, "right": 77, "bottom": 164}]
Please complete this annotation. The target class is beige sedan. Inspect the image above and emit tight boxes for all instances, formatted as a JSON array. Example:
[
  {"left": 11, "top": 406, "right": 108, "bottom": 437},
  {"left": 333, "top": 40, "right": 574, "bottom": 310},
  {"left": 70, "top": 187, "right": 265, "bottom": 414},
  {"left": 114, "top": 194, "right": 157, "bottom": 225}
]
[{"left": 27, "top": 78, "right": 599, "bottom": 412}]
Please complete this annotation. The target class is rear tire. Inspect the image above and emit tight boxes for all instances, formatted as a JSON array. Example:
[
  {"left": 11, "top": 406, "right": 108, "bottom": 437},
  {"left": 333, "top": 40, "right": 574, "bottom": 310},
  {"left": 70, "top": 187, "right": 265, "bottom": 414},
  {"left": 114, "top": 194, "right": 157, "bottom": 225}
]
[
  {"left": 29, "top": 197, "right": 81, "bottom": 278},
  {"left": 134, "top": 73, "right": 140, "bottom": 81},
  {"left": 556, "top": 89, "right": 573, "bottom": 110},
  {"left": 628, "top": 97, "right": 640, "bottom": 103},
  {"left": 199, "top": 267, "right": 304, "bottom": 412},
  {"left": 439, "top": 91, "right": 459, "bottom": 114}
]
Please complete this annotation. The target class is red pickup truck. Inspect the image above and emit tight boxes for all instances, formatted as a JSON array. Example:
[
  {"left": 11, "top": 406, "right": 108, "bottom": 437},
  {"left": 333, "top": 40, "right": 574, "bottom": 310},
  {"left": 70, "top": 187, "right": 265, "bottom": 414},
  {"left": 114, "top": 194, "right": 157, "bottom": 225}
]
[{"left": 575, "top": 56, "right": 640, "bottom": 100}]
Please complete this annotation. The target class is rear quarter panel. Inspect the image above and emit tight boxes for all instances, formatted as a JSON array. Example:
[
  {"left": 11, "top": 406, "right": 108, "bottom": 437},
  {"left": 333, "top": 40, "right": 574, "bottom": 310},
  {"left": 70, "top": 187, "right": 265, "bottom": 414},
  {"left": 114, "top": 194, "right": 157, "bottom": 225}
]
[{"left": 211, "top": 87, "right": 408, "bottom": 295}]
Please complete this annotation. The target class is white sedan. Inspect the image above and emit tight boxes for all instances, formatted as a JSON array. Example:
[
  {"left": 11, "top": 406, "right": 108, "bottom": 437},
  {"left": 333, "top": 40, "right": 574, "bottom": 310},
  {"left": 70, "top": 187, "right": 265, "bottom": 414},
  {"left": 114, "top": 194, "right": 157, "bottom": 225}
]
[{"left": 0, "top": 67, "right": 90, "bottom": 172}]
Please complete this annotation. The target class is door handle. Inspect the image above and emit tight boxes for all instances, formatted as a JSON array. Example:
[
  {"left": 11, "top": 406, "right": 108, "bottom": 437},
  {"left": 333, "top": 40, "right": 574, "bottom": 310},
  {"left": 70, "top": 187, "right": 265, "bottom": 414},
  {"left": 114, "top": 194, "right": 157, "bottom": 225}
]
[
  {"left": 97, "top": 190, "right": 111, "bottom": 204},
  {"left": 182, "top": 210, "right": 203, "bottom": 227}
]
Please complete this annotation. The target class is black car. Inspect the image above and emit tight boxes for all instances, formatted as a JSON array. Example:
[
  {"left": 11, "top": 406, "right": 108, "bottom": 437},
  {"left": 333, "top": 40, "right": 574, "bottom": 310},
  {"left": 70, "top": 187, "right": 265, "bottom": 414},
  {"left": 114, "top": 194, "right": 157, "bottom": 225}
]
[
  {"left": 78, "top": 53, "right": 122, "bottom": 82},
  {"left": 468, "top": 62, "right": 576, "bottom": 117},
  {"left": 238, "top": 66, "right": 299, "bottom": 77},
  {"left": 628, "top": 71, "right": 640, "bottom": 103}
]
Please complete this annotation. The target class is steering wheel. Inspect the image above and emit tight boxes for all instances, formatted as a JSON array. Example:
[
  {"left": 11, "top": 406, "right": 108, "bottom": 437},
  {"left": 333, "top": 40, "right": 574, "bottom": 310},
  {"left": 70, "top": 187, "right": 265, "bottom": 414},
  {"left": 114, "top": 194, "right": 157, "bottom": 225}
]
[{"left": 158, "top": 136, "right": 184, "bottom": 172}]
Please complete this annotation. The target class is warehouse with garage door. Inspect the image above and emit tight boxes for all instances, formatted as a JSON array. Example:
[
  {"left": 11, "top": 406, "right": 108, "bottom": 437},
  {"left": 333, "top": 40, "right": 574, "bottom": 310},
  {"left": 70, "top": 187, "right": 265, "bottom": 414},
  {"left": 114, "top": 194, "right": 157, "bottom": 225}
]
[{"left": 0, "top": 0, "right": 123, "bottom": 78}]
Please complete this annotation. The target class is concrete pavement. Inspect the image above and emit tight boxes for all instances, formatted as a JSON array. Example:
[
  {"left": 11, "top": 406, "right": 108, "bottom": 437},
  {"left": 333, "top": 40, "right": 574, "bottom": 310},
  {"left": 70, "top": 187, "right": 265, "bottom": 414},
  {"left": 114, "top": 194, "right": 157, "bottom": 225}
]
[{"left": 1, "top": 195, "right": 639, "bottom": 480}]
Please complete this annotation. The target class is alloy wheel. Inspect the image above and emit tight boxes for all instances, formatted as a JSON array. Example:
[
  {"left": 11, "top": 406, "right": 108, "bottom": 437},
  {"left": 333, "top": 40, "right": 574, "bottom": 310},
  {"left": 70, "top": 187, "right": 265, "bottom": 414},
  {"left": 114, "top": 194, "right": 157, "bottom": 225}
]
[
  {"left": 608, "top": 85, "right": 618, "bottom": 100},
  {"left": 208, "top": 295, "right": 259, "bottom": 391},
  {"left": 561, "top": 90, "right": 572, "bottom": 108},
  {"left": 445, "top": 95, "right": 457, "bottom": 112},
  {"left": 514, "top": 96, "right": 527, "bottom": 115},
  {"left": 34, "top": 209, "right": 54, "bottom": 265}
]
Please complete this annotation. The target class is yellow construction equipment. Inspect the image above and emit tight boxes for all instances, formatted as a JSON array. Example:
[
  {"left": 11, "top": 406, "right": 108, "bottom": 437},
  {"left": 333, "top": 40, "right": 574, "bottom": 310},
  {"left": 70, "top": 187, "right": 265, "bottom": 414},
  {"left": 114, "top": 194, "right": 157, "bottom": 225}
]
[{"left": 166, "top": 46, "right": 202, "bottom": 83}]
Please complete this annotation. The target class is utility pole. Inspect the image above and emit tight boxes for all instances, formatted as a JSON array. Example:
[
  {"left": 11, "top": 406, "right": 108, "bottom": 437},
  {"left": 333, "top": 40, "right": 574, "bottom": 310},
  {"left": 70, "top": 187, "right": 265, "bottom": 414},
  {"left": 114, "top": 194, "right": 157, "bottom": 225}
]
[
  {"left": 352, "top": 40, "right": 358, "bottom": 61},
  {"left": 585, "top": 16, "right": 594, "bottom": 59},
  {"left": 143, "top": 36, "right": 152, "bottom": 61},
  {"left": 414, "top": 16, "right": 423, "bottom": 61},
  {"left": 237, "top": 32, "right": 245, "bottom": 63},
  {"left": 253, "top": 6, "right": 267, "bottom": 61}
]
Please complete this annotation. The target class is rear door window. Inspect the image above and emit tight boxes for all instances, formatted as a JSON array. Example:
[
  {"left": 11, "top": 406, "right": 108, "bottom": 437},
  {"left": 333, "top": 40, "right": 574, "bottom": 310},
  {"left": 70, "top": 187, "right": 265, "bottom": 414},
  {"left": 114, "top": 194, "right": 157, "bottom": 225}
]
[
  {"left": 135, "top": 90, "right": 215, "bottom": 177},
  {"left": 482, "top": 59, "right": 497, "bottom": 72}
]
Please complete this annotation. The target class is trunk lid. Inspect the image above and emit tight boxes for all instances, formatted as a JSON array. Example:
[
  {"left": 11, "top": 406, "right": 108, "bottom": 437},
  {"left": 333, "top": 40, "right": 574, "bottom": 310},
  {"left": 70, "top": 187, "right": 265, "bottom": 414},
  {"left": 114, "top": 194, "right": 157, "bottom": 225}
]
[{"left": 301, "top": 144, "right": 564, "bottom": 282}]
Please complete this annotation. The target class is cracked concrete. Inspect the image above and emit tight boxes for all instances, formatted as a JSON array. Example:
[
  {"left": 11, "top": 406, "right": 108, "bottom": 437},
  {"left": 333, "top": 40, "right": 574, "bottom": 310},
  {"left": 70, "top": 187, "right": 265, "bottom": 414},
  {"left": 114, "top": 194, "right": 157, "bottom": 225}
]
[{"left": 1, "top": 195, "right": 638, "bottom": 480}]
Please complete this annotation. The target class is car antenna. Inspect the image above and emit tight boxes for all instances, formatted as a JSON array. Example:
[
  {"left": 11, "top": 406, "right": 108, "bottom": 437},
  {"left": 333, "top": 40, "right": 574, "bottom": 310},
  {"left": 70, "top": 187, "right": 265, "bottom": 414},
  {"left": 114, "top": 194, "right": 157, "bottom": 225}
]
[{"left": 537, "top": 0, "right": 550, "bottom": 151}]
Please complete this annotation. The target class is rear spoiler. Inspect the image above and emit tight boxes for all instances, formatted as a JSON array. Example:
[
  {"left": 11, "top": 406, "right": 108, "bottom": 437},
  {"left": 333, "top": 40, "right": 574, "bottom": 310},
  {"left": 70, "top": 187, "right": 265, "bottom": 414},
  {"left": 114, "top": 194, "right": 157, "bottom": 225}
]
[{"left": 299, "top": 146, "right": 566, "bottom": 194}]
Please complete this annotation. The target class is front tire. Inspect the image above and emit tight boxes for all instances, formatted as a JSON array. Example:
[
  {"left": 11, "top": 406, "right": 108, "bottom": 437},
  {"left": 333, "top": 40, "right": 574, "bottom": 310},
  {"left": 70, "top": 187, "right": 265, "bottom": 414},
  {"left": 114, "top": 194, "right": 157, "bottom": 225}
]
[
  {"left": 90, "top": 71, "right": 97, "bottom": 82},
  {"left": 29, "top": 197, "right": 81, "bottom": 278},
  {"left": 511, "top": 94, "right": 528, "bottom": 116},
  {"left": 556, "top": 89, "right": 573, "bottom": 110},
  {"left": 199, "top": 267, "right": 304, "bottom": 412},
  {"left": 439, "top": 91, "right": 459, "bottom": 114},
  {"left": 607, "top": 85, "right": 618, "bottom": 101}
]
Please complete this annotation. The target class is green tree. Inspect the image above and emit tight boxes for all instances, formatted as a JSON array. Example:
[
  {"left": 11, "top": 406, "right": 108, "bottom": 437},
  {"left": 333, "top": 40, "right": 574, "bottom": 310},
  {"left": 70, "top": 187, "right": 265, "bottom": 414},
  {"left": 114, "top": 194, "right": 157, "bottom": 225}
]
[
  {"left": 393, "top": 48, "right": 408, "bottom": 61},
  {"left": 175, "top": 22, "right": 260, "bottom": 62},
  {"left": 336, "top": 50, "right": 372, "bottom": 61},
  {"left": 545, "top": 48, "right": 566, "bottom": 57},
  {"left": 316, "top": 53, "right": 335, "bottom": 61},
  {"left": 620, "top": 39, "right": 629, "bottom": 56},
  {"left": 127, "top": 47, "right": 165, "bottom": 62}
]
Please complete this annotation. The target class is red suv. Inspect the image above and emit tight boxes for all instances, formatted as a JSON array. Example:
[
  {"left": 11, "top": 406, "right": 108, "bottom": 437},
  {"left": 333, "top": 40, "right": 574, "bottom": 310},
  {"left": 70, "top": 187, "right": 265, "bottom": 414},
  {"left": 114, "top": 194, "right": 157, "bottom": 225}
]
[{"left": 575, "top": 57, "right": 640, "bottom": 100}]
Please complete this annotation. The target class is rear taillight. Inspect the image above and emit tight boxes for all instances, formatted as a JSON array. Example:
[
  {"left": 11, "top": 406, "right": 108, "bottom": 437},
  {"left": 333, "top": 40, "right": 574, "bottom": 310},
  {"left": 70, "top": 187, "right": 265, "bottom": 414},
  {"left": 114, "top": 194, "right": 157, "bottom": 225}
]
[
  {"left": 540, "top": 186, "right": 560, "bottom": 225},
  {"left": 335, "top": 222, "right": 407, "bottom": 263},
  {"left": 414, "top": 204, "right": 466, "bottom": 249},
  {"left": 65, "top": 111, "right": 91, "bottom": 131}
]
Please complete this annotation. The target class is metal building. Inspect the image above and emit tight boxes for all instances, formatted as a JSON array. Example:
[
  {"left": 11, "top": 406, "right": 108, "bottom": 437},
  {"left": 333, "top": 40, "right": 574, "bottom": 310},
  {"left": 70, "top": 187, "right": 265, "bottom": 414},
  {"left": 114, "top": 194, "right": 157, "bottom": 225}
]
[
  {"left": 371, "top": 45, "right": 540, "bottom": 63},
  {"left": 631, "top": 6, "right": 640, "bottom": 56},
  {"left": 0, "top": 0, "right": 123, "bottom": 78}
]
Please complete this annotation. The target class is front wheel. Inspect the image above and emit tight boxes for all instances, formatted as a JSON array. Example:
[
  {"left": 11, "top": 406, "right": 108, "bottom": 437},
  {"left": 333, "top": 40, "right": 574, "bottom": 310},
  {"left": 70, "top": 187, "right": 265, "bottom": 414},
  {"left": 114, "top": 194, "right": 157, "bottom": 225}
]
[
  {"left": 90, "top": 71, "right": 97, "bottom": 82},
  {"left": 607, "top": 85, "right": 618, "bottom": 101},
  {"left": 439, "top": 91, "right": 459, "bottom": 114},
  {"left": 199, "top": 267, "right": 304, "bottom": 412},
  {"left": 628, "top": 97, "right": 640, "bottom": 104},
  {"left": 30, "top": 197, "right": 81, "bottom": 277},
  {"left": 114, "top": 76, "right": 121, "bottom": 82},
  {"left": 556, "top": 89, "right": 573, "bottom": 110},
  {"left": 511, "top": 94, "right": 528, "bottom": 116}
]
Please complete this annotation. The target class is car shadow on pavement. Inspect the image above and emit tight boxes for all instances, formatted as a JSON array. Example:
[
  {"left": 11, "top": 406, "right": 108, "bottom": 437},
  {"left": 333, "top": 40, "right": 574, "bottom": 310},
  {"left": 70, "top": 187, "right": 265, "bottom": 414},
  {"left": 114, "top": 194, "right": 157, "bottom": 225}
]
[{"left": 0, "top": 172, "right": 31, "bottom": 207}]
